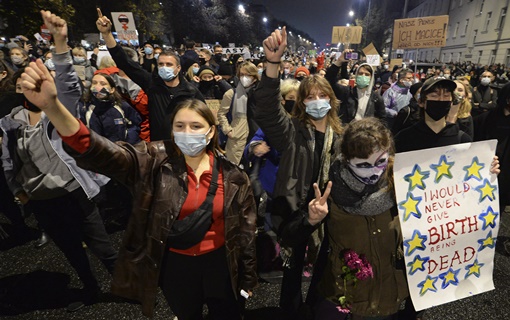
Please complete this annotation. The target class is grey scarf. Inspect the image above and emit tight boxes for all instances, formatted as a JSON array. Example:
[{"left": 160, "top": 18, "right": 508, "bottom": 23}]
[{"left": 329, "top": 159, "right": 395, "bottom": 215}]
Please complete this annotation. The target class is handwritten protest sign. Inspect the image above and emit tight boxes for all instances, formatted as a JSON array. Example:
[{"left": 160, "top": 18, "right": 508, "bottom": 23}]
[
  {"left": 111, "top": 12, "right": 138, "bottom": 42},
  {"left": 393, "top": 15, "right": 449, "bottom": 49},
  {"left": 331, "top": 26, "right": 362, "bottom": 44},
  {"left": 366, "top": 55, "right": 381, "bottom": 66},
  {"left": 394, "top": 140, "right": 499, "bottom": 311}
]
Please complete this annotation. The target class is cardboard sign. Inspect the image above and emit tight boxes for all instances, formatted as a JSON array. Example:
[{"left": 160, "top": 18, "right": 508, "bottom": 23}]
[
  {"left": 205, "top": 99, "right": 221, "bottom": 112},
  {"left": 362, "top": 42, "right": 379, "bottom": 56},
  {"left": 393, "top": 15, "right": 449, "bottom": 49},
  {"left": 394, "top": 141, "right": 499, "bottom": 311},
  {"left": 331, "top": 26, "right": 363, "bottom": 44},
  {"left": 390, "top": 58, "right": 403, "bottom": 70},
  {"left": 222, "top": 47, "right": 249, "bottom": 55},
  {"left": 111, "top": 12, "right": 138, "bottom": 42},
  {"left": 74, "top": 65, "right": 86, "bottom": 81}
]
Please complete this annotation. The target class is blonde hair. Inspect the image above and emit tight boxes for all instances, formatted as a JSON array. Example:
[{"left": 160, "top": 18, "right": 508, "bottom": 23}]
[
  {"left": 280, "top": 79, "right": 300, "bottom": 98},
  {"left": 237, "top": 61, "right": 259, "bottom": 80},
  {"left": 98, "top": 56, "right": 116, "bottom": 69},
  {"left": 72, "top": 47, "right": 86, "bottom": 57},
  {"left": 455, "top": 80, "right": 472, "bottom": 119}
]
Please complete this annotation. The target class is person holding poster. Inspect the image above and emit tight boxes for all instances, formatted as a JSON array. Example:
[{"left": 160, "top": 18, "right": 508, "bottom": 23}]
[
  {"left": 314, "top": 117, "right": 409, "bottom": 319},
  {"left": 394, "top": 76, "right": 499, "bottom": 319}
]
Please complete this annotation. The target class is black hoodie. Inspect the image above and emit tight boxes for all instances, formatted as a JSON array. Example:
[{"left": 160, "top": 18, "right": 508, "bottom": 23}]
[{"left": 394, "top": 121, "right": 471, "bottom": 153}]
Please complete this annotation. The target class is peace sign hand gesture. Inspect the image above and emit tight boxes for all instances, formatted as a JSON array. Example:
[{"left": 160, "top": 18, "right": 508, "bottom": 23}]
[{"left": 308, "top": 181, "right": 332, "bottom": 226}]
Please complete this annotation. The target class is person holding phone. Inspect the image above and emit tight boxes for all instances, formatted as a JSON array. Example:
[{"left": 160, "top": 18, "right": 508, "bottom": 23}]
[{"left": 325, "top": 49, "right": 386, "bottom": 124}]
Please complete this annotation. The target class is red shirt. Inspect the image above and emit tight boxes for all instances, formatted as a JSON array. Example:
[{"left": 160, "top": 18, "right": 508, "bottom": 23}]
[
  {"left": 61, "top": 121, "right": 225, "bottom": 256},
  {"left": 170, "top": 151, "right": 225, "bottom": 256}
]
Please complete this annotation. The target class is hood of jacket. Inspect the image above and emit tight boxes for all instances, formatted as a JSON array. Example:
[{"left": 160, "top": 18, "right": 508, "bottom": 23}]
[{"left": 355, "top": 63, "right": 375, "bottom": 93}]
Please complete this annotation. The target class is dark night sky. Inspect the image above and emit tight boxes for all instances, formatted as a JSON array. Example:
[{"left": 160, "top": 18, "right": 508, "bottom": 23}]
[{"left": 253, "top": 0, "right": 363, "bottom": 48}]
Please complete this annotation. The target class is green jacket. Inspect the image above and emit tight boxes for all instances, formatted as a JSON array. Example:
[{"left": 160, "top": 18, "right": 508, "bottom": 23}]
[{"left": 318, "top": 202, "right": 409, "bottom": 317}]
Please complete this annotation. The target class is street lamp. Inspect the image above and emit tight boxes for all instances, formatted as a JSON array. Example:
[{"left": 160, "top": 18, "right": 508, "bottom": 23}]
[
  {"left": 238, "top": 4, "right": 245, "bottom": 14},
  {"left": 349, "top": 10, "right": 354, "bottom": 17},
  {"left": 263, "top": 17, "right": 268, "bottom": 23},
  {"left": 346, "top": 23, "right": 350, "bottom": 27}
]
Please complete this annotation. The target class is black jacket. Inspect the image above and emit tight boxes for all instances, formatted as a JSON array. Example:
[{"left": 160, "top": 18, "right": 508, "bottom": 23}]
[
  {"left": 325, "top": 64, "right": 385, "bottom": 124},
  {"left": 394, "top": 121, "right": 471, "bottom": 153},
  {"left": 253, "top": 74, "right": 339, "bottom": 245},
  {"left": 108, "top": 44, "right": 204, "bottom": 141}
]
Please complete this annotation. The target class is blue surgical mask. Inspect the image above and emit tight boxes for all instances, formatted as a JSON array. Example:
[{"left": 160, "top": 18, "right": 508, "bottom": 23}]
[
  {"left": 144, "top": 47, "right": 153, "bottom": 55},
  {"left": 258, "top": 68, "right": 263, "bottom": 76},
  {"left": 44, "top": 58, "right": 55, "bottom": 71},
  {"left": 154, "top": 53, "right": 160, "bottom": 59},
  {"left": 159, "top": 66, "right": 177, "bottom": 81},
  {"left": 74, "top": 57, "right": 85, "bottom": 64},
  {"left": 192, "top": 67, "right": 200, "bottom": 75},
  {"left": 304, "top": 99, "right": 331, "bottom": 119},
  {"left": 173, "top": 127, "right": 212, "bottom": 157}
]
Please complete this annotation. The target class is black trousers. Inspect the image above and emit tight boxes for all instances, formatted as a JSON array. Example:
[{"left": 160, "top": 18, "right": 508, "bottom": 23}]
[
  {"left": 280, "top": 240, "right": 307, "bottom": 318},
  {"left": 159, "top": 246, "right": 243, "bottom": 320},
  {"left": 31, "top": 187, "right": 118, "bottom": 288}
]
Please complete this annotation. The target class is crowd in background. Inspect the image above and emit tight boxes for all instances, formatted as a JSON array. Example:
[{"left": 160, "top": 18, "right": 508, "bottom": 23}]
[{"left": 1, "top": 10, "right": 509, "bottom": 320}]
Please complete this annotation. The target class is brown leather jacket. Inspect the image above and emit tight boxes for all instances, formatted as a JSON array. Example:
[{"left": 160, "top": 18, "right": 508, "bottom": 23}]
[{"left": 65, "top": 130, "right": 258, "bottom": 317}]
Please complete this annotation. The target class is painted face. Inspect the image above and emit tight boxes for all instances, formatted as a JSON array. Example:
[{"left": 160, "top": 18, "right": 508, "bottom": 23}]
[{"left": 348, "top": 149, "right": 389, "bottom": 184}]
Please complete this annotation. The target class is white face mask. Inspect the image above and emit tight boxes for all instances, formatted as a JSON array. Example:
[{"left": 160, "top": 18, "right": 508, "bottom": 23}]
[
  {"left": 480, "top": 77, "right": 491, "bottom": 86},
  {"left": 240, "top": 75, "right": 253, "bottom": 88}
]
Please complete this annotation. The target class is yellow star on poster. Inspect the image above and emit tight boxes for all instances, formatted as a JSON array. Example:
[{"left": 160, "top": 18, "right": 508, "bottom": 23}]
[
  {"left": 404, "top": 164, "right": 430, "bottom": 191},
  {"left": 439, "top": 268, "right": 460, "bottom": 289},
  {"left": 407, "top": 255, "right": 429, "bottom": 275},
  {"left": 399, "top": 193, "right": 422, "bottom": 222},
  {"left": 403, "top": 229, "right": 427, "bottom": 256},
  {"left": 430, "top": 155, "right": 454, "bottom": 183},
  {"left": 418, "top": 275, "right": 438, "bottom": 296},
  {"left": 463, "top": 157, "right": 485, "bottom": 181},
  {"left": 465, "top": 259, "right": 485, "bottom": 278},
  {"left": 475, "top": 178, "right": 497, "bottom": 202},
  {"left": 479, "top": 206, "right": 498, "bottom": 230},
  {"left": 477, "top": 231, "right": 496, "bottom": 251}
]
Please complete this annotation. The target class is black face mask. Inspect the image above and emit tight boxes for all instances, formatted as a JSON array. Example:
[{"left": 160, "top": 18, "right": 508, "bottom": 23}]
[
  {"left": 199, "top": 57, "right": 206, "bottom": 65},
  {"left": 425, "top": 100, "right": 451, "bottom": 121},
  {"left": 295, "top": 76, "right": 304, "bottom": 82},
  {"left": 214, "top": 53, "right": 222, "bottom": 63},
  {"left": 200, "top": 80, "right": 215, "bottom": 90},
  {"left": 284, "top": 100, "right": 295, "bottom": 113},
  {"left": 16, "top": 93, "right": 41, "bottom": 113}
]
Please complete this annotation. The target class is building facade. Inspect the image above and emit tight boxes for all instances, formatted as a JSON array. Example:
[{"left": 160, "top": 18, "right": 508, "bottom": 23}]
[{"left": 403, "top": 0, "right": 510, "bottom": 65}]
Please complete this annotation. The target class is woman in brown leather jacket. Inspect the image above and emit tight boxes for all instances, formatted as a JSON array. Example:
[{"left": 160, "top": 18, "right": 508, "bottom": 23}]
[{"left": 19, "top": 51, "right": 258, "bottom": 319}]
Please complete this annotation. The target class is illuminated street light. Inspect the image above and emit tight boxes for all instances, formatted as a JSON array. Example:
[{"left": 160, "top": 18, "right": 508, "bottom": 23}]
[
  {"left": 346, "top": 23, "right": 350, "bottom": 27},
  {"left": 349, "top": 10, "right": 354, "bottom": 17},
  {"left": 263, "top": 17, "right": 268, "bottom": 23},
  {"left": 238, "top": 4, "right": 245, "bottom": 14}
]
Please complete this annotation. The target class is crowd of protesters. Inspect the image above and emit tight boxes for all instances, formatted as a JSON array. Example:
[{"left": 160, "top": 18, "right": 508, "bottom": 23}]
[{"left": 1, "top": 7, "right": 509, "bottom": 320}]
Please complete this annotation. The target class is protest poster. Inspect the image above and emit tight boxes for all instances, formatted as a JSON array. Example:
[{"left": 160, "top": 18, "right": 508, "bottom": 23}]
[
  {"left": 366, "top": 55, "right": 381, "bottom": 66},
  {"left": 393, "top": 15, "right": 449, "bottom": 49},
  {"left": 205, "top": 99, "right": 221, "bottom": 120},
  {"left": 331, "top": 26, "right": 363, "bottom": 44},
  {"left": 394, "top": 140, "right": 499, "bottom": 311},
  {"left": 111, "top": 12, "right": 139, "bottom": 42}
]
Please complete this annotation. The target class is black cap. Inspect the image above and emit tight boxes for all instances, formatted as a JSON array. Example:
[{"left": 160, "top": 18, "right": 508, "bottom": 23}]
[{"left": 421, "top": 77, "right": 456, "bottom": 94}]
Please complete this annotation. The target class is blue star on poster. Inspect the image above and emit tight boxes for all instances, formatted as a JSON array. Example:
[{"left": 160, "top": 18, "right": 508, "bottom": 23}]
[
  {"left": 407, "top": 255, "right": 430, "bottom": 275},
  {"left": 479, "top": 206, "right": 498, "bottom": 230},
  {"left": 465, "top": 259, "right": 485, "bottom": 278},
  {"left": 475, "top": 178, "right": 497, "bottom": 202},
  {"left": 430, "top": 155, "right": 454, "bottom": 183},
  {"left": 418, "top": 275, "right": 438, "bottom": 296},
  {"left": 399, "top": 192, "right": 423, "bottom": 222},
  {"left": 463, "top": 156, "right": 485, "bottom": 181},
  {"left": 439, "top": 268, "right": 460, "bottom": 289},
  {"left": 404, "top": 229, "right": 427, "bottom": 256},
  {"left": 404, "top": 164, "right": 430, "bottom": 191},
  {"left": 477, "top": 231, "right": 496, "bottom": 251}
]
